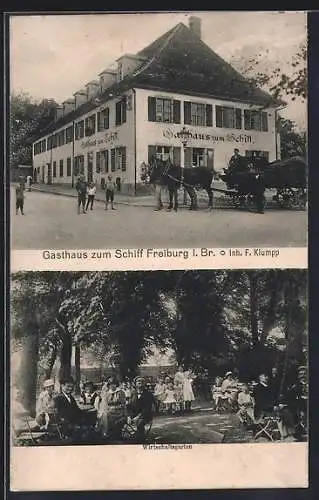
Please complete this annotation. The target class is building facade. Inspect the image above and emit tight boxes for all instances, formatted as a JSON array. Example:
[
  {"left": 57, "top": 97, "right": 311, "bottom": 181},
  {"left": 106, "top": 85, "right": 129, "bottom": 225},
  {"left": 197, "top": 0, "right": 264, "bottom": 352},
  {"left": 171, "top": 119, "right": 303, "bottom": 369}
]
[{"left": 32, "top": 18, "right": 282, "bottom": 195}]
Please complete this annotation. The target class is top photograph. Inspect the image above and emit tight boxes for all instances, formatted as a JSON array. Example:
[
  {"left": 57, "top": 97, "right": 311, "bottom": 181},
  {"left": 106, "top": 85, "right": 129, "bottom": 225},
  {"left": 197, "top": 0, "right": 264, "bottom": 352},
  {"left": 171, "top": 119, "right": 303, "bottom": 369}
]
[{"left": 10, "top": 11, "right": 308, "bottom": 250}]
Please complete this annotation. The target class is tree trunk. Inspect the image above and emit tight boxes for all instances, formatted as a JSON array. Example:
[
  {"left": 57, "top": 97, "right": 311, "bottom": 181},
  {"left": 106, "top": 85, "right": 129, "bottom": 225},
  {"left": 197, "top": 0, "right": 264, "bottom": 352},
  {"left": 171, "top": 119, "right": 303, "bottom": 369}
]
[
  {"left": 58, "top": 332, "right": 72, "bottom": 382},
  {"left": 249, "top": 272, "right": 259, "bottom": 348},
  {"left": 43, "top": 344, "right": 58, "bottom": 379},
  {"left": 74, "top": 343, "right": 81, "bottom": 393},
  {"left": 14, "top": 333, "right": 39, "bottom": 418}
]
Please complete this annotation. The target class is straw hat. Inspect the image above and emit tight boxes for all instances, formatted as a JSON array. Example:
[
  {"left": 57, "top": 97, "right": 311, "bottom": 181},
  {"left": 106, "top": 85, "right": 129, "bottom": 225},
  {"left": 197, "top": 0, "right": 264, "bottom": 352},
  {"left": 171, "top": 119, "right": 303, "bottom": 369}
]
[{"left": 43, "top": 379, "right": 54, "bottom": 388}]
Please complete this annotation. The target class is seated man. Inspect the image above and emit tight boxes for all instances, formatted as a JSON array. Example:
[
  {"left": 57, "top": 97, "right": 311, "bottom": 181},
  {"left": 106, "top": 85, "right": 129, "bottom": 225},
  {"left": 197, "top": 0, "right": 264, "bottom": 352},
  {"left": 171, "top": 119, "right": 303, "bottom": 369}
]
[
  {"left": 127, "top": 377, "right": 155, "bottom": 442},
  {"left": 253, "top": 374, "right": 274, "bottom": 421},
  {"left": 35, "top": 378, "right": 56, "bottom": 429},
  {"left": 53, "top": 377, "right": 94, "bottom": 436}
]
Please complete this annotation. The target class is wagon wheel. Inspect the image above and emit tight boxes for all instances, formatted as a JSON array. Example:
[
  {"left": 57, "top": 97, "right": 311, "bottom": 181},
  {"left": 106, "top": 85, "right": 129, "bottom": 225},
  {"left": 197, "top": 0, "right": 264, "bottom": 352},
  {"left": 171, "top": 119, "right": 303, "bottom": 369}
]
[{"left": 276, "top": 188, "right": 295, "bottom": 209}]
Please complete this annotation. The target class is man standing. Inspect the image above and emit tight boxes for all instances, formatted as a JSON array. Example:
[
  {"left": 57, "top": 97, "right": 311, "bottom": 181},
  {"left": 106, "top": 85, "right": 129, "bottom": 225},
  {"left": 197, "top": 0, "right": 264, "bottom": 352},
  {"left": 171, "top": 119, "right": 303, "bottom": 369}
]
[
  {"left": 15, "top": 183, "right": 25, "bottom": 215},
  {"left": 75, "top": 176, "right": 87, "bottom": 214},
  {"left": 228, "top": 148, "right": 242, "bottom": 173},
  {"left": 127, "top": 377, "right": 155, "bottom": 443},
  {"left": 105, "top": 175, "right": 116, "bottom": 210}
]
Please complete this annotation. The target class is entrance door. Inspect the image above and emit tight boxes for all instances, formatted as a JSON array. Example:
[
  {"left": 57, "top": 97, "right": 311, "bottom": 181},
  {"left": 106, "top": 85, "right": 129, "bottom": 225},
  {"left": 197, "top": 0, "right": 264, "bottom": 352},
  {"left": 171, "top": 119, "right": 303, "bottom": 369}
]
[
  {"left": 207, "top": 148, "right": 214, "bottom": 170},
  {"left": 47, "top": 163, "right": 52, "bottom": 185},
  {"left": 33, "top": 168, "right": 37, "bottom": 183}
]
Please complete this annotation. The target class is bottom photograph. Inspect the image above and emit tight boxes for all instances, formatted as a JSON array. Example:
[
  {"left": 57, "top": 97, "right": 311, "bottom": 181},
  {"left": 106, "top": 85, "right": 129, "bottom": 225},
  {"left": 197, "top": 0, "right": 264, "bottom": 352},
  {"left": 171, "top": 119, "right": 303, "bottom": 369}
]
[{"left": 11, "top": 269, "right": 308, "bottom": 447}]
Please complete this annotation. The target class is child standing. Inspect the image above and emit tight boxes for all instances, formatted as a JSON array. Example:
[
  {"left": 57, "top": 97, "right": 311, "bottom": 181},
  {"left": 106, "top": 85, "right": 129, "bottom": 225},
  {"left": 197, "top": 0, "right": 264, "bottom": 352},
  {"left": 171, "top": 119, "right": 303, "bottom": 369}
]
[
  {"left": 15, "top": 183, "right": 25, "bottom": 215},
  {"left": 105, "top": 175, "right": 116, "bottom": 210},
  {"left": 163, "top": 379, "right": 178, "bottom": 414},
  {"left": 86, "top": 182, "right": 96, "bottom": 211}
]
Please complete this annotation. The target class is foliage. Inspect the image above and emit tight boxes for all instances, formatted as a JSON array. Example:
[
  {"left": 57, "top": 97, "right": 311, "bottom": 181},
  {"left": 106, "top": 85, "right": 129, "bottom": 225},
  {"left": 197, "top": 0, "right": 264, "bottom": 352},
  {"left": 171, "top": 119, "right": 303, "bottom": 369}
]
[{"left": 10, "top": 92, "right": 58, "bottom": 167}]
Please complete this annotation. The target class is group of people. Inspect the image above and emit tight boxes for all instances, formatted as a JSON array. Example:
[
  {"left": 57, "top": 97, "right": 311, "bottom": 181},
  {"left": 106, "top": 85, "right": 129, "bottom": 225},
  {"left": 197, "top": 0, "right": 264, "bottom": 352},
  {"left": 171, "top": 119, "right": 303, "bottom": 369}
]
[
  {"left": 153, "top": 367, "right": 195, "bottom": 414},
  {"left": 211, "top": 366, "right": 308, "bottom": 440},
  {"left": 75, "top": 175, "right": 116, "bottom": 214},
  {"left": 35, "top": 375, "right": 155, "bottom": 443}
]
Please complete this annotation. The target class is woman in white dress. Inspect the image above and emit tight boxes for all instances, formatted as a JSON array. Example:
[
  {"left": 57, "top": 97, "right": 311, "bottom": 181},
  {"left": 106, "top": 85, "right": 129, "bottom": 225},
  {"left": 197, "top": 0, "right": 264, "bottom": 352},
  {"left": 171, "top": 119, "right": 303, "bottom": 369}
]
[
  {"left": 96, "top": 378, "right": 127, "bottom": 439},
  {"left": 183, "top": 370, "right": 195, "bottom": 412}
]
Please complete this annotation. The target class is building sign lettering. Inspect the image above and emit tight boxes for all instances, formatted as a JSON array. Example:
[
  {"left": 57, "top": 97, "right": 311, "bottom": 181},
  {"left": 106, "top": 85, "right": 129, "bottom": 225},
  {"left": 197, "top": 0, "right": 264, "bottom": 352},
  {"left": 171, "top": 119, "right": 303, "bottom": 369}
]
[
  {"left": 81, "top": 131, "right": 119, "bottom": 149},
  {"left": 162, "top": 128, "right": 252, "bottom": 144}
]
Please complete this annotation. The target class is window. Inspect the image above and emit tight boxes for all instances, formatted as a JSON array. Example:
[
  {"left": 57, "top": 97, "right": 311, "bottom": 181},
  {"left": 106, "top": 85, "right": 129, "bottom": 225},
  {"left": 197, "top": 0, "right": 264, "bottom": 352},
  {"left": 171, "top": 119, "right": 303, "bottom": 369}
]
[
  {"left": 115, "top": 98, "right": 127, "bottom": 126},
  {"left": 53, "top": 161, "right": 57, "bottom": 178},
  {"left": 97, "top": 108, "right": 109, "bottom": 131},
  {"left": 74, "top": 155, "right": 84, "bottom": 176},
  {"left": 117, "top": 62, "right": 123, "bottom": 82},
  {"left": 85, "top": 115, "right": 96, "bottom": 136},
  {"left": 67, "top": 157, "right": 71, "bottom": 177},
  {"left": 41, "top": 139, "right": 46, "bottom": 152},
  {"left": 245, "top": 150, "right": 269, "bottom": 160},
  {"left": 148, "top": 97, "right": 181, "bottom": 124},
  {"left": 184, "top": 102, "right": 213, "bottom": 127},
  {"left": 192, "top": 148, "right": 207, "bottom": 167},
  {"left": 47, "top": 137, "right": 52, "bottom": 150},
  {"left": 59, "top": 159, "right": 64, "bottom": 177},
  {"left": 66, "top": 125, "right": 74, "bottom": 143},
  {"left": 52, "top": 134, "right": 57, "bottom": 148},
  {"left": 57, "top": 130, "right": 65, "bottom": 147},
  {"left": 244, "top": 110, "right": 268, "bottom": 131},
  {"left": 75, "top": 120, "right": 84, "bottom": 139},
  {"left": 116, "top": 147, "right": 126, "bottom": 171},
  {"left": 100, "top": 150, "right": 109, "bottom": 173},
  {"left": 216, "top": 106, "right": 242, "bottom": 129},
  {"left": 155, "top": 146, "right": 172, "bottom": 162}
]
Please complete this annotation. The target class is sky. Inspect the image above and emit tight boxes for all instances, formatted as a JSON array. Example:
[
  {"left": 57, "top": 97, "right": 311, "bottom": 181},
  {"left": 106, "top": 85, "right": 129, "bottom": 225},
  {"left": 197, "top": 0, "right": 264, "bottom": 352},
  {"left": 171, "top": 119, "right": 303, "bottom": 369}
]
[{"left": 10, "top": 11, "right": 307, "bottom": 128}]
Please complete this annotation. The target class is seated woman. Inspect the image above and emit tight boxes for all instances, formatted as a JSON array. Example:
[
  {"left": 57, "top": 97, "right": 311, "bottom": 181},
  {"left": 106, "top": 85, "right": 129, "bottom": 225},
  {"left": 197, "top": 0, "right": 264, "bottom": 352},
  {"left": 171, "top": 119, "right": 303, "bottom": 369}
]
[
  {"left": 96, "top": 377, "right": 127, "bottom": 440},
  {"left": 237, "top": 384, "right": 255, "bottom": 425},
  {"left": 126, "top": 377, "right": 155, "bottom": 442}
]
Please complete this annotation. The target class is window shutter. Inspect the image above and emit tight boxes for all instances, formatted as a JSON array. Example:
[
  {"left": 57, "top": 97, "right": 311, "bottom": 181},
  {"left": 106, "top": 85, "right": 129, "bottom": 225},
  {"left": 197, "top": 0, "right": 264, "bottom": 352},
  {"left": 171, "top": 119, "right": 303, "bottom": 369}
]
[
  {"left": 235, "top": 109, "right": 242, "bottom": 129},
  {"left": 173, "top": 100, "right": 181, "bottom": 124},
  {"left": 184, "top": 101, "right": 191, "bottom": 125},
  {"left": 115, "top": 102, "right": 121, "bottom": 126},
  {"left": 105, "top": 108, "right": 110, "bottom": 129},
  {"left": 206, "top": 104, "right": 213, "bottom": 126},
  {"left": 173, "top": 147, "right": 181, "bottom": 165},
  {"left": 184, "top": 147, "right": 192, "bottom": 168},
  {"left": 96, "top": 152, "right": 101, "bottom": 173},
  {"left": 148, "top": 97, "right": 156, "bottom": 122},
  {"left": 105, "top": 150, "right": 109, "bottom": 173},
  {"left": 148, "top": 145, "right": 157, "bottom": 164},
  {"left": 97, "top": 112, "right": 101, "bottom": 132},
  {"left": 111, "top": 149, "right": 116, "bottom": 171},
  {"left": 216, "top": 106, "right": 223, "bottom": 128},
  {"left": 244, "top": 110, "right": 251, "bottom": 130},
  {"left": 122, "top": 98, "right": 127, "bottom": 124},
  {"left": 261, "top": 112, "right": 268, "bottom": 132},
  {"left": 121, "top": 147, "right": 126, "bottom": 171}
]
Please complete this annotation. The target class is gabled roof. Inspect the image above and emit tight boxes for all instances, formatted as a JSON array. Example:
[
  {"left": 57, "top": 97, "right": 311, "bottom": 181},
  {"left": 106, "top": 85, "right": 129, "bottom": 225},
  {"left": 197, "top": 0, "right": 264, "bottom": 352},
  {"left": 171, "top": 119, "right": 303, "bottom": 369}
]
[{"left": 35, "top": 22, "right": 284, "bottom": 140}]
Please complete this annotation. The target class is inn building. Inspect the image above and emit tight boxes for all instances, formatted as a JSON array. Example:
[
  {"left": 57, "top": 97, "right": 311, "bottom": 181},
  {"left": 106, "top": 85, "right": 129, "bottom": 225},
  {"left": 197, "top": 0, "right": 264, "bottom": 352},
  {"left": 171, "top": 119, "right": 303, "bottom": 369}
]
[{"left": 32, "top": 17, "right": 283, "bottom": 194}]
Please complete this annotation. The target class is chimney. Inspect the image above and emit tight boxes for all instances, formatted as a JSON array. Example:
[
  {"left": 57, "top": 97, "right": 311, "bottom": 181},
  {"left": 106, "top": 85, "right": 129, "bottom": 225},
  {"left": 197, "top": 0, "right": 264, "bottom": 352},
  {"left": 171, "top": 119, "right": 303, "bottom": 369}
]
[
  {"left": 99, "top": 69, "right": 117, "bottom": 92},
  {"left": 189, "top": 16, "right": 201, "bottom": 39}
]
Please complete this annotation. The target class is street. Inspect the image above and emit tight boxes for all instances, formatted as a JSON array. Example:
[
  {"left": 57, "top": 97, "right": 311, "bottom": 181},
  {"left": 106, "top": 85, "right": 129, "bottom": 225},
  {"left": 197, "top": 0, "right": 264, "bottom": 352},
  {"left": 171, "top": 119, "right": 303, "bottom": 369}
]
[{"left": 11, "top": 187, "right": 307, "bottom": 249}]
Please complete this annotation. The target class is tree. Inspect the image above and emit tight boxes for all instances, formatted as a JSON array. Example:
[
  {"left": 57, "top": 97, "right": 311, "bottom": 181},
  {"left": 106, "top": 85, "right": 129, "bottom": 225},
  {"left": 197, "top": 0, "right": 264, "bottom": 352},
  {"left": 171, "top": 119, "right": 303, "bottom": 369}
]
[
  {"left": 230, "top": 42, "right": 307, "bottom": 102},
  {"left": 277, "top": 116, "right": 306, "bottom": 159},
  {"left": 10, "top": 92, "right": 58, "bottom": 167}
]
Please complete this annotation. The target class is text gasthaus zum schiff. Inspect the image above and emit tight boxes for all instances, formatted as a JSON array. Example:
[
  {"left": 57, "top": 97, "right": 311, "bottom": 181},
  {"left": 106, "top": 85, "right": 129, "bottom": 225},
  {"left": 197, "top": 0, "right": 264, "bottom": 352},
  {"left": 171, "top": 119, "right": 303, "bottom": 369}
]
[{"left": 42, "top": 248, "right": 281, "bottom": 260}]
